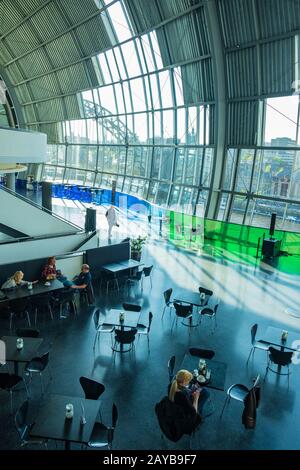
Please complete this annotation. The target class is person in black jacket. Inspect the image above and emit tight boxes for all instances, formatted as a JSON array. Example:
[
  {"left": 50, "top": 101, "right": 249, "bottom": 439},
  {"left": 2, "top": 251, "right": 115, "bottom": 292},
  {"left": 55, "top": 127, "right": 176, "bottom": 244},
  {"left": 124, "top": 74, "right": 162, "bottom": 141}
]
[{"left": 168, "top": 370, "right": 209, "bottom": 422}]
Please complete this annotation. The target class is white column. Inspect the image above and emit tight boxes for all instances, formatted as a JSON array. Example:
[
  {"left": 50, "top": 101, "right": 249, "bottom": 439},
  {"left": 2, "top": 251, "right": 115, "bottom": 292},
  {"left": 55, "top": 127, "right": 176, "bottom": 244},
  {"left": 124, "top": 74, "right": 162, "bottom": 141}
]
[{"left": 6, "top": 172, "right": 15, "bottom": 191}]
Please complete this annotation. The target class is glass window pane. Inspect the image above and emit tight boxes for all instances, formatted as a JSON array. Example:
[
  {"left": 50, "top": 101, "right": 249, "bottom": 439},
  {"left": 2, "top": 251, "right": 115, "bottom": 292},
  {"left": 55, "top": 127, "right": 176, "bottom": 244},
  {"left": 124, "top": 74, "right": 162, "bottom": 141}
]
[
  {"left": 107, "top": 2, "right": 133, "bottom": 42},
  {"left": 156, "top": 183, "right": 169, "bottom": 205},
  {"left": 169, "top": 185, "right": 180, "bottom": 209},
  {"left": 290, "top": 151, "right": 300, "bottom": 201},
  {"left": 250, "top": 199, "right": 286, "bottom": 229},
  {"left": 264, "top": 96, "right": 299, "bottom": 145},
  {"left": 254, "top": 149, "right": 294, "bottom": 197},
  {"left": 174, "top": 68, "right": 184, "bottom": 107},
  {"left": 150, "top": 74, "right": 160, "bottom": 109},
  {"left": 150, "top": 31, "right": 163, "bottom": 69},
  {"left": 217, "top": 193, "right": 230, "bottom": 221},
  {"left": 130, "top": 78, "right": 147, "bottom": 112},
  {"left": 284, "top": 203, "right": 300, "bottom": 231},
  {"left": 121, "top": 41, "right": 141, "bottom": 78},
  {"left": 160, "top": 147, "right": 174, "bottom": 180},
  {"left": 162, "top": 110, "right": 174, "bottom": 141},
  {"left": 159, "top": 71, "right": 173, "bottom": 108},
  {"left": 132, "top": 113, "right": 149, "bottom": 144},
  {"left": 177, "top": 107, "right": 186, "bottom": 144},
  {"left": 87, "top": 119, "right": 97, "bottom": 143},
  {"left": 99, "top": 85, "right": 116, "bottom": 114},
  {"left": 223, "top": 149, "right": 237, "bottom": 190},
  {"left": 235, "top": 149, "right": 255, "bottom": 193},
  {"left": 97, "top": 53, "right": 111, "bottom": 84},
  {"left": 140, "top": 34, "right": 156, "bottom": 73},
  {"left": 105, "top": 49, "right": 119, "bottom": 82},
  {"left": 42, "top": 165, "right": 55, "bottom": 180},
  {"left": 229, "top": 195, "right": 247, "bottom": 224},
  {"left": 174, "top": 148, "right": 185, "bottom": 183},
  {"left": 202, "top": 148, "right": 213, "bottom": 187}
]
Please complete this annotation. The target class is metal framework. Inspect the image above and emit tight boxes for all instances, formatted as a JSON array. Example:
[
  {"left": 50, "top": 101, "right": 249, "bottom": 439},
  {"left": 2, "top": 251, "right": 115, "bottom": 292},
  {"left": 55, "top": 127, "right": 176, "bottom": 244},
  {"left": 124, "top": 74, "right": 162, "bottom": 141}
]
[{"left": 0, "top": 0, "right": 299, "bottom": 231}]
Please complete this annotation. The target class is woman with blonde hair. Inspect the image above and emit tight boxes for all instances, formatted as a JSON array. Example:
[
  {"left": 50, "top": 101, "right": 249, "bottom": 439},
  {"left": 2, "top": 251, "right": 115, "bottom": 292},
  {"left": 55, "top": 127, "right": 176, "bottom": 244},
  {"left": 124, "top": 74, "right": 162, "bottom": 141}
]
[
  {"left": 1, "top": 271, "right": 37, "bottom": 290},
  {"left": 168, "top": 369, "right": 209, "bottom": 417}
]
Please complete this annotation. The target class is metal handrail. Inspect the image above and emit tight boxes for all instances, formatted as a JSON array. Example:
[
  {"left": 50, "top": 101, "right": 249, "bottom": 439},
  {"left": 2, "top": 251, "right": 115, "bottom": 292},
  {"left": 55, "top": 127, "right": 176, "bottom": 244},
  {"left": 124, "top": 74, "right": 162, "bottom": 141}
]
[
  {"left": 0, "top": 229, "right": 87, "bottom": 246},
  {"left": 0, "top": 184, "right": 82, "bottom": 231}
]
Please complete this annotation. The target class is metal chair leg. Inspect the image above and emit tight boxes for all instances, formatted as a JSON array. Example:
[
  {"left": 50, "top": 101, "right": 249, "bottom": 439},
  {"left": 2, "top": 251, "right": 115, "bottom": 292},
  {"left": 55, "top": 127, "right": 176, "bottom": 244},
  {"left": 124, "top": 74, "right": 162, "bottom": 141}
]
[
  {"left": 9, "top": 390, "right": 13, "bottom": 415},
  {"left": 246, "top": 347, "right": 254, "bottom": 364},
  {"left": 40, "top": 373, "right": 44, "bottom": 394},
  {"left": 93, "top": 332, "right": 98, "bottom": 350},
  {"left": 49, "top": 305, "right": 54, "bottom": 320},
  {"left": 9, "top": 312, "right": 13, "bottom": 331},
  {"left": 220, "top": 395, "right": 229, "bottom": 419},
  {"left": 26, "top": 310, "right": 31, "bottom": 327}
]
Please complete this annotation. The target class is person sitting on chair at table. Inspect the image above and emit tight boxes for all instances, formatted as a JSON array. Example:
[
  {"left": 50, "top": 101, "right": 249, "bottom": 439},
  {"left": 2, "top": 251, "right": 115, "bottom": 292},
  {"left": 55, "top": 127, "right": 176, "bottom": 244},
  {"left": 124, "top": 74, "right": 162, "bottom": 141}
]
[
  {"left": 70, "top": 264, "right": 92, "bottom": 290},
  {"left": 1, "top": 271, "right": 38, "bottom": 290},
  {"left": 168, "top": 369, "right": 209, "bottom": 420},
  {"left": 41, "top": 256, "right": 65, "bottom": 281}
]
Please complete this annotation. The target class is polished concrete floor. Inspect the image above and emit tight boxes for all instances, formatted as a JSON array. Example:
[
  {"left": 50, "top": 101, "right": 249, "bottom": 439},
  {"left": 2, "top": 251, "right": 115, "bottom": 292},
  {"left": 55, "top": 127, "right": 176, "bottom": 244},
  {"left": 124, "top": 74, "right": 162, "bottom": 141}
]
[{"left": 1, "top": 233, "right": 300, "bottom": 450}]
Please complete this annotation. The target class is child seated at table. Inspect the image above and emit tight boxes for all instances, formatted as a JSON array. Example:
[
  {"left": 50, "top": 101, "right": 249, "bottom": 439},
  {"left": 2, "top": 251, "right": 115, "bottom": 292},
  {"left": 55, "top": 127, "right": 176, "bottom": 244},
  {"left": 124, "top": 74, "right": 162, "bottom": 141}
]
[{"left": 1, "top": 271, "right": 38, "bottom": 290}]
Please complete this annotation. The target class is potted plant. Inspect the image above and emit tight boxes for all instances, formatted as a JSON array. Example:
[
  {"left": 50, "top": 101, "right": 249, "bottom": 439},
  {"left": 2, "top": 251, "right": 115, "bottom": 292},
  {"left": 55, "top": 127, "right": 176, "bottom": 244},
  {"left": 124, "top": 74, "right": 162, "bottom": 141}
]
[{"left": 130, "top": 236, "right": 147, "bottom": 261}]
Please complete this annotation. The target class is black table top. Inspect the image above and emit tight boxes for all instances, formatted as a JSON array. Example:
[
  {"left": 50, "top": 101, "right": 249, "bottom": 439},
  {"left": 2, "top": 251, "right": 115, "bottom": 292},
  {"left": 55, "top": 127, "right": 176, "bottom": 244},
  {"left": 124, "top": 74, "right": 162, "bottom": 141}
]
[
  {"left": 3, "top": 280, "right": 65, "bottom": 301},
  {"left": 260, "top": 326, "right": 300, "bottom": 351},
  {"left": 118, "top": 260, "right": 143, "bottom": 269},
  {"left": 174, "top": 290, "right": 209, "bottom": 307},
  {"left": 101, "top": 309, "right": 140, "bottom": 328},
  {"left": 29, "top": 394, "right": 101, "bottom": 444},
  {"left": 101, "top": 263, "right": 128, "bottom": 273},
  {"left": 180, "top": 354, "right": 227, "bottom": 391},
  {"left": 2, "top": 336, "right": 43, "bottom": 363}
]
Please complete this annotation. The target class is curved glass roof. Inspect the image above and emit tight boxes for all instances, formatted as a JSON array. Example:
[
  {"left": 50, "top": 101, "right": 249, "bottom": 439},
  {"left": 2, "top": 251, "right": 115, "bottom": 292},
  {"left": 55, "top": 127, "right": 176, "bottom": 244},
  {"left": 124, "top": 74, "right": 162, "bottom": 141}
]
[{"left": 0, "top": 0, "right": 300, "bottom": 230}]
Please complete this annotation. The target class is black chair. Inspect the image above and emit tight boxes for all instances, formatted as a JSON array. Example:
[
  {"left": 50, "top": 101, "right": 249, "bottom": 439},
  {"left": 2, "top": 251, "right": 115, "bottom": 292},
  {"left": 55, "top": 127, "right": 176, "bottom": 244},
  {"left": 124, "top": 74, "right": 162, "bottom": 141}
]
[
  {"left": 16, "top": 328, "right": 40, "bottom": 338},
  {"left": 100, "top": 272, "right": 119, "bottom": 294},
  {"left": 246, "top": 324, "right": 270, "bottom": 364},
  {"left": 112, "top": 328, "right": 137, "bottom": 354},
  {"left": 127, "top": 270, "right": 143, "bottom": 291},
  {"left": 80, "top": 376, "right": 105, "bottom": 421},
  {"left": 198, "top": 302, "right": 219, "bottom": 333},
  {"left": 220, "top": 375, "right": 260, "bottom": 419},
  {"left": 168, "top": 355, "right": 176, "bottom": 384},
  {"left": 137, "top": 312, "right": 153, "bottom": 351},
  {"left": 9, "top": 298, "right": 31, "bottom": 330},
  {"left": 198, "top": 287, "right": 213, "bottom": 297},
  {"left": 57, "top": 289, "right": 77, "bottom": 318},
  {"left": 189, "top": 348, "right": 215, "bottom": 359},
  {"left": 80, "top": 376, "right": 105, "bottom": 400},
  {"left": 15, "top": 401, "right": 48, "bottom": 448},
  {"left": 24, "top": 349, "right": 52, "bottom": 395},
  {"left": 122, "top": 303, "right": 142, "bottom": 312},
  {"left": 30, "top": 294, "right": 53, "bottom": 325},
  {"left": 0, "top": 373, "right": 28, "bottom": 414},
  {"left": 87, "top": 403, "right": 118, "bottom": 449},
  {"left": 264, "top": 347, "right": 293, "bottom": 387},
  {"left": 93, "top": 309, "right": 114, "bottom": 349},
  {"left": 81, "top": 283, "right": 95, "bottom": 305},
  {"left": 142, "top": 266, "right": 153, "bottom": 288},
  {"left": 162, "top": 288, "right": 174, "bottom": 319},
  {"left": 172, "top": 301, "right": 193, "bottom": 329}
]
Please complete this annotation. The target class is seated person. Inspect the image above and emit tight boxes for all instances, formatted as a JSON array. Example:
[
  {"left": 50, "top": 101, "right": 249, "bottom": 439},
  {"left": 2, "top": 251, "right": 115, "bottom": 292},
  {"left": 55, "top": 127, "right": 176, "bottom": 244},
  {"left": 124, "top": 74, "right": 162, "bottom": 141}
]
[
  {"left": 70, "top": 264, "right": 92, "bottom": 290},
  {"left": 168, "top": 369, "right": 209, "bottom": 421},
  {"left": 1, "top": 271, "right": 38, "bottom": 290},
  {"left": 42, "top": 256, "right": 65, "bottom": 281}
]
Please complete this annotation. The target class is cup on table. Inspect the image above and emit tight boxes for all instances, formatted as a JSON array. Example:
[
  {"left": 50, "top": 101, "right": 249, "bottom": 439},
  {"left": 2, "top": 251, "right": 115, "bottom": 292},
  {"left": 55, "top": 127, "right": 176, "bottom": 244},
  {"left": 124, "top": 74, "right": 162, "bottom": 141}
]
[
  {"left": 65, "top": 403, "right": 74, "bottom": 419},
  {"left": 27, "top": 282, "right": 33, "bottom": 290},
  {"left": 200, "top": 292, "right": 206, "bottom": 301},
  {"left": 281, "top": 330, "right": 288, "bottom": 341},
  {"left": 16, "top": 338, "right": 24, "bottom": 350}
]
